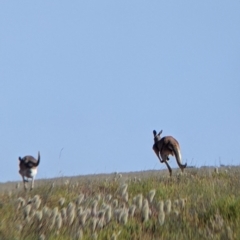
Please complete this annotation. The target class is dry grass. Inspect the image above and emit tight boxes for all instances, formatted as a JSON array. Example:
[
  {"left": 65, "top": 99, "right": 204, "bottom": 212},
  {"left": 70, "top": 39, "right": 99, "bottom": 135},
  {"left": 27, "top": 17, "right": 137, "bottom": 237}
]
[{"left": 0, "top": 166, "right": 239, "bottom": 239}]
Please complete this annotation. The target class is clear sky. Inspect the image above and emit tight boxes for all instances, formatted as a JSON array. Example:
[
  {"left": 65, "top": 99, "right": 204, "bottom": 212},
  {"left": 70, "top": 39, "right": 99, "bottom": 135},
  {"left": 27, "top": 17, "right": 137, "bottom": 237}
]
[{"left": 0, "top": 1, "right": 239, "bottom": 183}]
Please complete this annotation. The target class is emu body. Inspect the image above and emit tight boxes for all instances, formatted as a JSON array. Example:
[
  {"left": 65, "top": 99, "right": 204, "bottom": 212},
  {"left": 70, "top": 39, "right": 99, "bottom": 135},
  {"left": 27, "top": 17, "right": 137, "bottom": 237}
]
[
  {"left": 19, "top": 151, "right": 40, "bottom": 190},
  {"left": 152, "top": 130, "right": 187, "bottom": 176}
]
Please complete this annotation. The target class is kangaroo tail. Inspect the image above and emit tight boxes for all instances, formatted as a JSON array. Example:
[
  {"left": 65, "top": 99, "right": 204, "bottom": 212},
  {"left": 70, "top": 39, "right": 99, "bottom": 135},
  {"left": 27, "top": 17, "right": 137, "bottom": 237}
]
[
  {"left": 36, "top": 151, "right": 40, "bottom": 166},
  {"left": 172, "top": 145, "right": 187, "bottom": 170}
]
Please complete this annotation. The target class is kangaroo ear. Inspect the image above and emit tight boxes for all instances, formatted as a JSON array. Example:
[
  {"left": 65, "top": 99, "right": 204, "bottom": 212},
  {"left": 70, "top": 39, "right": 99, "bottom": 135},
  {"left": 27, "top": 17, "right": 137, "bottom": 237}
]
[
  {"left": 158, "top": 130, "right": 163, "bottom": 135},
  {"left": 153, "top": 130, "right": 157, "bottom": 136}
]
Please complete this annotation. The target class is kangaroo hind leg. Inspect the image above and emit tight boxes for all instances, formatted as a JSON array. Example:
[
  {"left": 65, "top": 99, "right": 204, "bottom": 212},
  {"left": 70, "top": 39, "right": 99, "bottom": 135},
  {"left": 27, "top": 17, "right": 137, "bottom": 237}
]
[{"left": 161, "top": 154, "right": 172, "bottom": 176}]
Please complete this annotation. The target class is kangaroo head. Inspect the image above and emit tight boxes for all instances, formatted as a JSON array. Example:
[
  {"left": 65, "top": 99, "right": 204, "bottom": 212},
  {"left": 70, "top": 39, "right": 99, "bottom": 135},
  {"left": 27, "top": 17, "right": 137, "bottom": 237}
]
[{"left": 153, "top": 130, "right": 162, "bottom": 142}]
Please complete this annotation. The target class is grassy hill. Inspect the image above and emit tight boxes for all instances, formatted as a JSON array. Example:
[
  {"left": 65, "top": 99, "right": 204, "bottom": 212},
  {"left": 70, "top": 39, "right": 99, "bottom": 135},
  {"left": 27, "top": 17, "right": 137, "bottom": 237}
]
[{"left": 0, "top": 166, "right": 239, "bottom": 239}]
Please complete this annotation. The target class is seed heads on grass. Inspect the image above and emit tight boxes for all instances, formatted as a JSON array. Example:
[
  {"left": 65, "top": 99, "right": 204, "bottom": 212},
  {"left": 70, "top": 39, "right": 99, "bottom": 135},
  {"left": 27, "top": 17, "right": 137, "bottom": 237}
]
[
  {"left": 76, "top": 194, "right": 84, "bottom": 206},
  {"left": 105, "top": 194, "right": 112, "bottom": 203},
  {"left": 50, "top": 182, "right": 55, "bottom": 190},
  {"left": 53, "top": 207, "right": 59, "bottom": 216},
  {"left": 30, "top": 209, "right": 36, "bottom": 219},
  {"left": 148, "top": 189, "right": 156, "bottom": 203},
  {"left": 157, "top": 201, "right": 164, "bottom": 213},
  {"left": 34, "top": 210, "right": 43, "bottom": 222},
  {"left": 91, "top": 233, "right": 98, "bottom": 240},
  {"left": 157, "top": 201, "right": 165, "bottom": 225},
  {"left": 67, "top": 202, "right": 76, "bottom": 226},
  {"left": 179, "top": 198, "right": 186, "bottom": 211},
  {"left": 97, "top": 211, "right": 105, "bottom": 229},
  {"left": 164, "top": 199, "right": 172, "bottom": 214},
  {"left": 122, "top": 192, "right": 128, "bottom": 202},
  {"left": 134, "top": 194, "right": 143, "bottom": 209},
  {"left": 101, "top": 202, "right": 108, "bottom": 210},
  {"left": 77, "top": 207, "right": 83, "bottom": 218},
  {"left": 58, "top": 197, "right": 65, "bottom": 207},
  {"left": 142, "top": 199, "right": 150, "bottom": 222},
  {"left": 226, "top": 226, "right": 233, "bottom": 240},
  {"left": 32, "top": 195, "right": 41, "bottom": 210},
  {"left": 42, "top": 206, "right": 51, "bottom": 218},
  {"left": 32, "top": 194, "right": 40, "bottom": 201},
  {"left": 25, "top": 216, "right": 31, "bottom": 223},
  {"left": 119, "top": 208, "right": 128, "bottom": 225},
  {"left": 112, "top": 199, "right": 118, "bottom": 208},
  {"left": 91, "top": 217, "right": 98, "bottom": 233},
  {"left": 105, "top": 205, "right": 112, "bottom": 223},
  {"left": 78, "top": 210, "right": 89, "bottom": 227},
  {"left": 16, "top": 197, "right": 25, "bottom": 210},
  {"left": 91, "top": 200, "right": 98, "bottom": 217},
  {"left": 111, "top": 231, "right": 121, "bottom": 240},
  {"left": 23, "top": 204, "right": 31, "bottom": 218},
  {"left": 95, "top": 194, "right": 101, "bottom": 201},
  {"left": 61, "top": 207, "right": 67, "bottom": 224},
  {"left": 55, "top": 212, "right": 63, "bottom": 231},
  {"left": 158, "top": 211, "right": 165, "bottom": 226},
  {"left": 114, "top": 209, "right": 122, "bottom": 222},
  {"left": 64, "top": 180, "right": 70, "bottom": 186},
  {"left": 38, "top": 233, "right": 46, "bottom": 240},
  {"left": 111, "top": 233, "right": 117, "bottom": 240},
  {"left": 92, "top": 200, "right": 98, "bottom": 209},
  {"left": 49, "top": 207, "right": 58, "bottom": 230},
  {"left": 75, "top": 228, "right": 83, "bottom": 239},
  {"left": 119, "top": 183, "right": 128, "bottom": 196},
  {"left": 129, "top": 204, "right": 136, "bottom": 217}
]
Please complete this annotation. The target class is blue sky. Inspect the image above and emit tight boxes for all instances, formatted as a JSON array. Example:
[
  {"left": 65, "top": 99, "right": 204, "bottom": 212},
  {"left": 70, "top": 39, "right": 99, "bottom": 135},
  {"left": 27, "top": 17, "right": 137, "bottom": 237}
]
[{"left": 1, "top": 1, "right": 239, "bottom": 182}]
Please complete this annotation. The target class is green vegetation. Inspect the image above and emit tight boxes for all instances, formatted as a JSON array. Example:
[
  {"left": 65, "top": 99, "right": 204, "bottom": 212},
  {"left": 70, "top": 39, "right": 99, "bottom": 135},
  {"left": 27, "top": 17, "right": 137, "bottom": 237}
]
[{"left": 0, "top": 167, "right": 239, "bottom": 240}]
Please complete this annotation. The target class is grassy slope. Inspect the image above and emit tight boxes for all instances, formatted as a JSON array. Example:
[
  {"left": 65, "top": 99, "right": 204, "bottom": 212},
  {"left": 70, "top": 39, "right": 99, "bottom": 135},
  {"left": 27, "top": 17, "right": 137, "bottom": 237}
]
[{"left": 0, "top": 167, "right": 239, "bottom": 240}]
